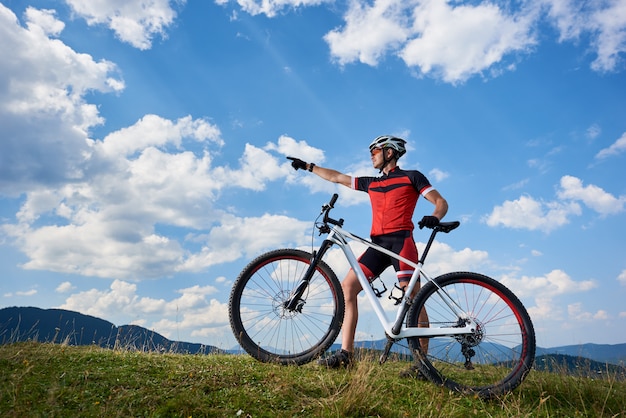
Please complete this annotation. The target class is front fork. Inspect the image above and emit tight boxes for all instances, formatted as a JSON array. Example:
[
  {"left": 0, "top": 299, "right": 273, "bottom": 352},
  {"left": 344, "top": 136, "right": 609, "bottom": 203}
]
[{"left": 283, "top": 239, "right": 335, "bottom": 311}]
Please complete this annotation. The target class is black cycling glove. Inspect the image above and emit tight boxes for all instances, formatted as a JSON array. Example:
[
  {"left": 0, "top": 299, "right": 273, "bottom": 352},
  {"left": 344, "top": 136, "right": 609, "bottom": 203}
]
[
  {"left": 419, "top": 215, "right": 440, "bottom": 229},
  {"left": 287, "top": 156, "right": 308, "bottom": 171}
]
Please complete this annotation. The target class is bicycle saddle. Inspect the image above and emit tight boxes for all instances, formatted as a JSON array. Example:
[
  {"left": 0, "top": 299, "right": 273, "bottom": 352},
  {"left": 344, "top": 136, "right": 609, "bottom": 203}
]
[{"left": 435, "top": 221, "right": 460, "bottom": 233}]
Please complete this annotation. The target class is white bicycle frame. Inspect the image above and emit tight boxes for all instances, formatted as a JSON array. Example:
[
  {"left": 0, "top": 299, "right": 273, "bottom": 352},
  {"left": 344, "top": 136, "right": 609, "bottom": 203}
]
[{"left": 325, "top": 223, "right": 478, "bottom": 340}]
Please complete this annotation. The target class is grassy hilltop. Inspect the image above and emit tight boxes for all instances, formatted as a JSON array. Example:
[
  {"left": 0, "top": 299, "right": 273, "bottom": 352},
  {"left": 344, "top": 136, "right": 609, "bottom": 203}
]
[{"left": 1, "top": 342, "right": 625, "bottom": 417}]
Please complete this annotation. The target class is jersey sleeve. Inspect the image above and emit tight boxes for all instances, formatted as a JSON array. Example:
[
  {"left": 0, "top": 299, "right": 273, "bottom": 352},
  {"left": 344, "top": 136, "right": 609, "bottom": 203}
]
[
  {"left": 354, "top": 176, "right": 374, "bottom": 192},
  {"left": 409, "top": 171, "right": 435, "bottom": 196}
]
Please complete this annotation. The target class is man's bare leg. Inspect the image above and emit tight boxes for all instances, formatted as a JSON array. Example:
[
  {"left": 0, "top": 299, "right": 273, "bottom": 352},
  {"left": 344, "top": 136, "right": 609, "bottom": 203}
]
[
  {"left": 318, "top": 270, "right": 362, "bottom": 368},
  {"left": 340, "top": 269, "right": 363, "bottom": 352}
]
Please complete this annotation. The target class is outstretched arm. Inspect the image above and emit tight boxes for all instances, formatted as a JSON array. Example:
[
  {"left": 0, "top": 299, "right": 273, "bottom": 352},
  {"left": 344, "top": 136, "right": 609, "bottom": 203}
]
[
  {"left": 287, "top": 157, "right": 352, "bottom": 188},
  {"left": 310, "top": 165, "right": 351, "bottom": 187}
]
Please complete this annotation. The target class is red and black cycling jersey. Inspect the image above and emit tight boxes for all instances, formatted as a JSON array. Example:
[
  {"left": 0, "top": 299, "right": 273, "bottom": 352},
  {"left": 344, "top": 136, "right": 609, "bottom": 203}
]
[{"left": 352, "top": 167, "right": 434, "bottom": 236}]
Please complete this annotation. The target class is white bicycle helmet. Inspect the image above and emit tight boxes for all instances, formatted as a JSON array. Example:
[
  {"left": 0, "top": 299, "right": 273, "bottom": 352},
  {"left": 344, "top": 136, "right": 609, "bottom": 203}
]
[{"left": 369, "top": 135, "right": 407, "bottom": 159}]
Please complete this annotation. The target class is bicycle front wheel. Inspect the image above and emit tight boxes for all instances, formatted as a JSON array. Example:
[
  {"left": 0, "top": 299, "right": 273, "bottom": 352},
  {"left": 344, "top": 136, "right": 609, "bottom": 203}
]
[
  {"left": 229, "top": 249, "right": 344, "bottom": 365},
  {"left": 407, "top": 272, "right": 535, "bottom": 398}
]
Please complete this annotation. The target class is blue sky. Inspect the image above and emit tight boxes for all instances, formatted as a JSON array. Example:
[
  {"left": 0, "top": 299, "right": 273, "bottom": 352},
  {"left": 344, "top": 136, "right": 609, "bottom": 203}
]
[{"left": 1, "top": 0, "right": 625, "bottom": 350}]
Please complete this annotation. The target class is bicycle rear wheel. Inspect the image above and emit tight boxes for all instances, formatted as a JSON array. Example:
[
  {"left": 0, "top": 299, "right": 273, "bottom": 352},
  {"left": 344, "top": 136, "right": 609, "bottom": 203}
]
[
  {"left": 229, "top": 249, "right": 344, "bottom": 365},
  {"left": 406, "top": 272, "right": 535, "bottom": 398}
]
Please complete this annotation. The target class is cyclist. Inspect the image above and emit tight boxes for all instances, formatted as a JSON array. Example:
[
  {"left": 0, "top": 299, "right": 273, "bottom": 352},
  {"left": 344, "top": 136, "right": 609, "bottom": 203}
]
[{"left": 287, "top": 135, "right": 448, "bottom": 374}]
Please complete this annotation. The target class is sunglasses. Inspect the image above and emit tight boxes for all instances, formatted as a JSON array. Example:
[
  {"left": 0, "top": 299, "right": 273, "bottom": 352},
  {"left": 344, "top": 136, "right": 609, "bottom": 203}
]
[{"left": 370, "top": 147, "right": 383, "bottom": 156}]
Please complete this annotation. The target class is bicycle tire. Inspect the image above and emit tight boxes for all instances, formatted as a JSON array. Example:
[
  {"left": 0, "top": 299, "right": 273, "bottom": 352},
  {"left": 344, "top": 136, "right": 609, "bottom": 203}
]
[
  {"left": 229, "top": 248, "right": 344, "bottom": 365},
  {"left": 406, "top": 272, "right": 535, "bottom": 398}
]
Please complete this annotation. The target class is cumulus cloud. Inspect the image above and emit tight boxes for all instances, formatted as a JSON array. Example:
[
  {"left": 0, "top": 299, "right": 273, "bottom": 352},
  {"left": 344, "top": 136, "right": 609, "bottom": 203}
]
[
  {"left": 4, "top": 289, "right": 38, "bottom": 298},
  {"left": 64, "top": 0, "right": 183, "bottom": 50},
  {"left": 568, "top": 303, "right": 609, "bottom": 322},
  {"left": 543, "top": 0, "right": 626, "bottom": 72},
  {"left": 0, "top": 6, "right": 334, "bottom": 285},
  {"left": 0, "top": 4, "right": 123, "bottom": 194},
  {"left": 618, "top": 269, "right": 626, "bottom": 285},
  {"left": 501, "top": 269, "right": 597, "bottom": 320},
  {"left": 324, "top": 0, "right": 411, "bottom": 66},
  {"left": 224, "top": 0, "right": 626, "bottom": 82},
  {"left": 399, "top": 0, "right": 537, "bottom": 83},
  {"left": 484, "top": 194, "right": 581, "bottom": 232},
  {"left": 428, "top": 168, "right": 449, "bottom": 182},
  {"left": 179, "top": 213, "right": 311, "bottom": 272},
  {"left": 557, "top": 175, "right": 626, "bottom": 216},
  {"left": 595, "top": 132, "right": 626, "bottom": 159},
  {"left": 485, "top": 175, "right": 624, "bottom": 232},
  {"left": 502, "top": 269, "right": 596, "bottom": 299},
  {"left": 220, "top": 0, "right": 330, "bottom": 18},
  {"left": 58, "top": 279, "right": 230, "bottom": 341},
  {"left": 324, "top": 0, "right": 537, "bottom": 83},
  {"left": 56, "top": 281, "right": 76, "bottom": 293},
  {"left": 1, "top": 122, "right": 321, "bottom": 280}
]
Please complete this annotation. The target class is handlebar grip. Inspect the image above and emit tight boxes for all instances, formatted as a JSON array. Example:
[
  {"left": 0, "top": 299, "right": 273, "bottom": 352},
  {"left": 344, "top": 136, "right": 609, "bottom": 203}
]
[{"left": 329, "top": 193, "right": 338, "bottom": 208}]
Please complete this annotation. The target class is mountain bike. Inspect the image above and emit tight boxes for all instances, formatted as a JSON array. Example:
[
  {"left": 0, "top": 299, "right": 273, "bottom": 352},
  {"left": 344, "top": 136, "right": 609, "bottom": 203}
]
[{"left": 229, "top": 194, "right": 536, "bottom": 398}]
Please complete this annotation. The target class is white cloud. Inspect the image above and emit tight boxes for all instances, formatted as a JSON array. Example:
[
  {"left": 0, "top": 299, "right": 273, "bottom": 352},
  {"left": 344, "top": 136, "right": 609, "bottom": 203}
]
[
  {"left": 324, "top": 0, "right": 411, "bottom": 66},
  {"left": 485, "top": 175, "right": 624, "bottom": 232},
  {"left": 586, "top": 123, "right": 601, "bottom": 141},
  {"left": 221, "top": 0, "right": 626, "bottom": 82},
  {"left": 213, "top": 144, "right": 289, "bottom": 191},
  {"left": 502, "top": 269, "right": 596, "bottom": 299},
  {"left": 502, "top": 178, "right": 530, "bottom": 191},
  {"left": 399, "top": 0, "right": 537, "bottom": 83},
  {"left": 1, "top": 122, "right": 319, "bottom": 280},
  {"left": 24, "top": 7, "right": 65, "bottom": 36},
  {"left": 595, "top": 132, "right": 626, "bottom": 159},
  {"left": 0, "top": 4, "right": 123, "bottom": 194},
  {"left": 59, "top": 280, "right": 215, "bottom": 318},
  {"left": 618, "top": 269, "right": 626, "bottom": 285},
  {"left": 226, "top": 0, "right": 331, "bottom": 18},
  {"left": 557, "top": 175, "right": 626, "bottom": 216},
  {"left": 64, "top": 0, "right": 183, "bottom": 50},
  {"left": 428, "top": 168, "right": 449, "bottom": 182},
  {"left": 322, "top": 0, "right": 538, "bottom": 83},
  {"left": 501, "top": 269, "right": 597, "bottom": 320},
  {"left": 265, "top": 135, "right": 326, "bottom": 163},
  {"left": 484, "top": 194, "right": 581, "bottom": 232},
  {"left": 179, "top": 213, "right": 310, "bottom": 272},
  {"left": 568, "top": 303, "right": 609, "bottom": 321},
  {"left": 58, "top": 279, "right": 230, "bottom": 341},
  {"left": 543, "top": 0, "right": 626, "bottom": 72},
  {"left": 417, "top": 241, "right": 490, "bottom": 278},
  {"left": 21, "top": 290, "right": 38, "bottom": 296},
  {"left": 96, "top": 114, "right": 223, "bottom": 158},
  {"left": 56, "top": 281, "right": 76, "bottom": 293}
]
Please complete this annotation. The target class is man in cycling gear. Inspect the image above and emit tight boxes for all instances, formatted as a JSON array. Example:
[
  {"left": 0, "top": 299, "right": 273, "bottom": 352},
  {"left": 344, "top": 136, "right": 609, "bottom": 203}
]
[{"left": 287, "top": 135, "right": 448, "bottom": 371}]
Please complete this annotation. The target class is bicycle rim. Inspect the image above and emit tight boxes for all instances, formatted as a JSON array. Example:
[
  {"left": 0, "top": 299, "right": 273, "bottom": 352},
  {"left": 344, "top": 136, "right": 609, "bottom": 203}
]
[
  {"left": 407, "top": 272, "right": 535, "bottom": 398},
  {"left": 229, "top": 249, "right": 344, "bottom": 365}
]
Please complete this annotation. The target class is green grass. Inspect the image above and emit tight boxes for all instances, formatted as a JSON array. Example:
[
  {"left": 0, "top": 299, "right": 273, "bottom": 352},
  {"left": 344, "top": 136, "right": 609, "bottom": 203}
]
[{"left": 1, "top": 342, "right": 625, "bottom": 417}]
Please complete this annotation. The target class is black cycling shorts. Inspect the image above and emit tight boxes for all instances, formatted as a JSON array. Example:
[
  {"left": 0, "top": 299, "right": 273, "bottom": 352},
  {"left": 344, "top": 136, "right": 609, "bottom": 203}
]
[{"left": 357, "top": 230, "right": 418, "bottom": 283}]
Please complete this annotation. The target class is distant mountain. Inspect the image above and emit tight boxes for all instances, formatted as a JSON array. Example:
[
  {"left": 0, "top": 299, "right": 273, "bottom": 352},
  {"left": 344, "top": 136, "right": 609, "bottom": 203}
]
[
  {"left": 536, "top": 343, "right": 626, "bottom": 366},
  {"left": 4, "top": 306, "right": 625, "bottom": 367},
  {"left": 534, "top": 354, "right": 626, "bottom": 380},
  {"left": 332, "top": 339, "right": 626, "bottom": 366},
  {"left": 0, "top": 306, "right": 222, "bottom": 355}
]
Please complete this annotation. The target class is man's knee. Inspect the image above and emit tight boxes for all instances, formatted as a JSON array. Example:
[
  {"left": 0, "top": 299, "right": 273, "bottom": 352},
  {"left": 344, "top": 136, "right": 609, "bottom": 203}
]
[{"left": 342, "top": 271, "right": 362, "bottom": 300}]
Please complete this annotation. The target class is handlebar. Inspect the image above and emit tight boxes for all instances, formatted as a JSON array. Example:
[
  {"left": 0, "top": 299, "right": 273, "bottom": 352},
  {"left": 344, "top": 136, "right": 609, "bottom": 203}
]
[{"left": 319, "top": 193, "right": 344, "bottom": 230}]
